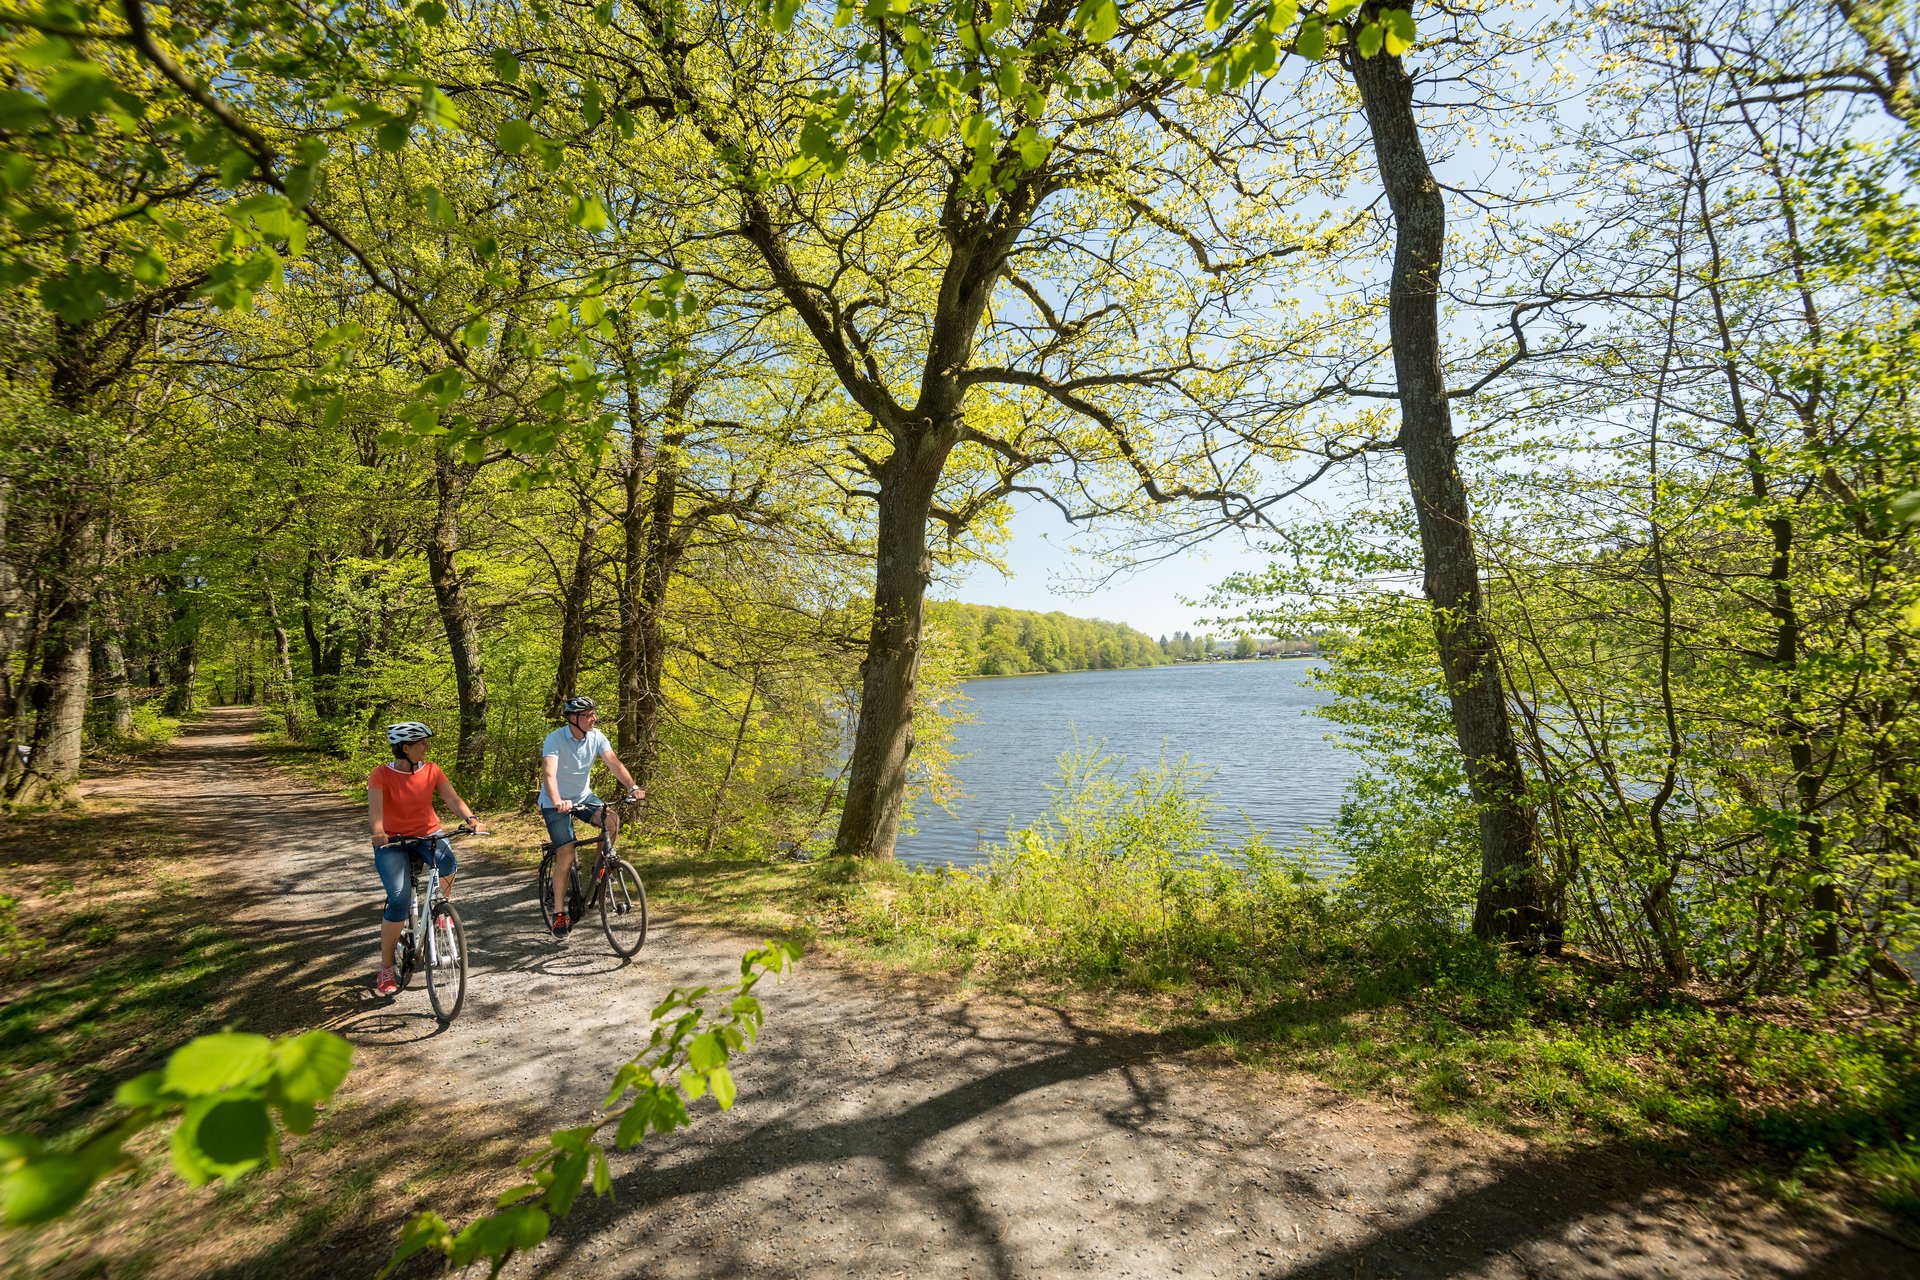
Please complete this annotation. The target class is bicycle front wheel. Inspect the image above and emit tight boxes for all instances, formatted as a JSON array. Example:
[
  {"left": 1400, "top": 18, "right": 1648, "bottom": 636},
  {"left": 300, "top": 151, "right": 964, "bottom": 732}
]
[
  {"left": 599, "top": 858, "right": 648, "bottom": 957},
  {"left": 425, "top": 901, "right": 467, "bottom": 1023}
]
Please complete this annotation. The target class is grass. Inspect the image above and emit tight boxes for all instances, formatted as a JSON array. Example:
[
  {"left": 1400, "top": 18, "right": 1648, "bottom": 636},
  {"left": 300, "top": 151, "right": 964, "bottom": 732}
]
[
  {"left": 0, "top": 777, "right": 504, "bottom": 1280},
  {"left": 627, "top": 838, "right": 1920, "bottom": 1240}
]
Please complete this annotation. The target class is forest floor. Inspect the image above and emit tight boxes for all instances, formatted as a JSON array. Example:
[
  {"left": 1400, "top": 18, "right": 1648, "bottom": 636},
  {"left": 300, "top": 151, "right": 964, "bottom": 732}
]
[{"left": 3, "top": 708, "right": 1915, "bottom": 1279}]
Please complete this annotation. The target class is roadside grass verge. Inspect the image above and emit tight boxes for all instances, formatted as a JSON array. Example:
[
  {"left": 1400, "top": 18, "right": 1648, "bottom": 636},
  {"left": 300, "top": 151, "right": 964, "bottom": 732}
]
[
  {"left": 629, "top": 784, "right": 1920, "bottom": 1242},
  {"left": 0, "top": 755, "right": 490, "bottom": 1279}
]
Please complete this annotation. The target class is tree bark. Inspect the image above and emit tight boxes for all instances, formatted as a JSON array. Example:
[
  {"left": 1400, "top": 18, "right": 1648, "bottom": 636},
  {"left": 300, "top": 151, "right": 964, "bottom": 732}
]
[
  {"left": 94, "top": 631, "right": 134, "bottom": 738},
  {"left": 426, "top": 455, "right": 489, "bottom": 779},
  {"left": 548, "top": 492, "right": 600, "bottom": 720},
  {"left": 833, "top": 431, "right": 952, "bottom": 860},
  {"left": 1349, "top": 30, "right": 1547, "bottom": 946},
  {"left": 617, "top": 379, "right": 692, "bottom": 787},
  {"left": 260, "top": 574, "right": 301, "bottom": 736}
]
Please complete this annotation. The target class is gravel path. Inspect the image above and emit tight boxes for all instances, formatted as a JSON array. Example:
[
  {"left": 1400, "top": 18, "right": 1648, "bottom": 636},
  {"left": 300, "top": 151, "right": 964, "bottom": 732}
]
[{"left": 84, "top": 709, "right": 1913, "bottom": 1279}]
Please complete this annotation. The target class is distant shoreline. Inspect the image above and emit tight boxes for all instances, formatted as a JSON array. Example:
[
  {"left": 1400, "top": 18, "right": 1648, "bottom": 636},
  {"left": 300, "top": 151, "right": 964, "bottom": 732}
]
[{"left": 960, "top": 655, "right": 1323, "bottom": 681}]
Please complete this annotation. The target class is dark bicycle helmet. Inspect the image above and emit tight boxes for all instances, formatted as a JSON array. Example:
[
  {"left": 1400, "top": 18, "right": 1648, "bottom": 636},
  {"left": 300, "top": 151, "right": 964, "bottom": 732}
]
[
  {"left": 386, "top": 721, "right": 435, "bottom": 745},
  {"left": 561, "top": 695, "right": 598, "bottom": 716}
]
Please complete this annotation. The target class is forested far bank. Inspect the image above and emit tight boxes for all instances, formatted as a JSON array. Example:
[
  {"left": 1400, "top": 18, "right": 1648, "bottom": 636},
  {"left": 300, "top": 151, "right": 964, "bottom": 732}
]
[{"left": 926, "top": 602, "right": 1165, "bottom": 676}]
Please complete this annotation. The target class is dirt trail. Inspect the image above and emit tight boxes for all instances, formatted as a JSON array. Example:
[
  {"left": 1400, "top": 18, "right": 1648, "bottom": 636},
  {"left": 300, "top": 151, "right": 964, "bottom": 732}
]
[{"left": 78, "top": 710, "right": 1911, "bottom": 1279}]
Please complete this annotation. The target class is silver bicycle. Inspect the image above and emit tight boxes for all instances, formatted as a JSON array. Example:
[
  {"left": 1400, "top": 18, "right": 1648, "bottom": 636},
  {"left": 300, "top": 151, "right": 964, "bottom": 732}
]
[{"left": 390, "top": 825, "right": 472, "bottom": 1023}]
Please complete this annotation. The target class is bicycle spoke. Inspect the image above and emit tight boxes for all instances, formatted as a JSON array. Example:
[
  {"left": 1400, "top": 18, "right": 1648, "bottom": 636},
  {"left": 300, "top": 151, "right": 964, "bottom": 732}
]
[{"left": 599, "top": 858, "right": 648, "bottom": 957}]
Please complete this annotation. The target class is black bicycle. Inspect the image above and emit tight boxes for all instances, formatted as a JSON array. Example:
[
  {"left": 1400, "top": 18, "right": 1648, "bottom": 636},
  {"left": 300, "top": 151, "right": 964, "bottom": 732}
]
[
  {"left": 536, "top": 795, "right": 647, "bottom": 957},
  {"left": 390, "top": 824, "right": 474, "bottom": 1023}
]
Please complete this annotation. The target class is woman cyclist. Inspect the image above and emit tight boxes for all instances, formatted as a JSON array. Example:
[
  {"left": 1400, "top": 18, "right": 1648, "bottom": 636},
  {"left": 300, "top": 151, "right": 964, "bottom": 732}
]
[{"left": 368, "top": 721, "right": 486, "bottom": 996}]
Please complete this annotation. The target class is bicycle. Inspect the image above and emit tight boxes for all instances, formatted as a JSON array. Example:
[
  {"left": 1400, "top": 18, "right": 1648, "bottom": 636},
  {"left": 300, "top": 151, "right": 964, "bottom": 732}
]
[
  {"left": 389, "top": 825, "right": 473, "bottom": 1023},
  {"left": 536, "top": 794, "right": 648, "bottom": 957}
]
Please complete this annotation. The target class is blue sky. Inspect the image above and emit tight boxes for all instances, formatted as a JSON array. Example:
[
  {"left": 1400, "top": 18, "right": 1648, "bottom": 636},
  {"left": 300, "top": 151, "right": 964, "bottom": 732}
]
[{"left": 933, "top": 495, "right": 1279, "bottom": 641}]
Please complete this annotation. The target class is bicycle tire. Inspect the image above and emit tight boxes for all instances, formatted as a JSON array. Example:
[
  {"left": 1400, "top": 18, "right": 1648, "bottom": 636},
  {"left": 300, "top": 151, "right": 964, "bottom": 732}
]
[
  {"left": 537, "top": 850, "right": 558, "bottom": 930},
  {"left": 425, "top": 901, "right": 467, "bottom": 1023},
  {"left": 538, "top": 849, "right": 588, "bottom": 932},
  {"left": 599, "top": 857, "right": 648, "bottom": 957},
  {"left": 395, "top": 926, "right": 418, "bottom": 991}
]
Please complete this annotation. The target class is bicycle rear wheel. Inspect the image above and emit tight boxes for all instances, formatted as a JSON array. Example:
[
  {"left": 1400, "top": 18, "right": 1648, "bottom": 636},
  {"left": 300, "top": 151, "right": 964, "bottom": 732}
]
[
  {"left": 599, "top": 858, "right": 648, "bottom": 957},
  {"left": 425, "top": 901, "right": 467, "bottom": 1023},
  {"left": 537, "top": 851, "right": 558, "bottom": 930}
]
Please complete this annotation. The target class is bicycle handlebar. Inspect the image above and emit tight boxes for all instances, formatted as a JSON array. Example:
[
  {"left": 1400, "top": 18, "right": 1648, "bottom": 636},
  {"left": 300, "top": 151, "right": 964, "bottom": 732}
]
[{"left": 383, "top": 824, "right": 478, "bottom": 847}]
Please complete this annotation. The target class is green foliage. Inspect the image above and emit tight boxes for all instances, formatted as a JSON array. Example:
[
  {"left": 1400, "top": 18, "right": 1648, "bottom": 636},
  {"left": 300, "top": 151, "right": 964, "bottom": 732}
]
[
  {"left": 381, "top": 940, "right": 800, "bottom": 1278},
  {"left": 845, "top": 738, "right": 1332, "bottom": 986},
  {"left": 926, "top": 602, "right": 1166, "bottom": 676},
  {"left": 0, "top": 1029, "right": 352, "bottom": 1227}
]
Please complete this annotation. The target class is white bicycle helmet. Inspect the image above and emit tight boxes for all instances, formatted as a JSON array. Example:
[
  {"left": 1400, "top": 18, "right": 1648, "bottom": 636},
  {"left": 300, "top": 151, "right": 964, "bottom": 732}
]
[
  {"left": 386, "top": 721, "right": 435, "bottom": 745},
  {"left": 561, "top": 695, "right": 597, "bottom": 716}
]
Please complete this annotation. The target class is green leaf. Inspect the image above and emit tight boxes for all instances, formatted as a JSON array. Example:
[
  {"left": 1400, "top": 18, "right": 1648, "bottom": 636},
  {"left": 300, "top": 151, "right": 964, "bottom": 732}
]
[
  {"left": 498, "top": 118, "right": 537, "bottom": 155},
  {"left": 0, "top": 90, "right": 50, "bottom": 132},
  {"left": 450, "top": 1204, "right": 551, "bottom": 1270},
  {"left": 420, "top": 86, "right": 460, "bottom": 131},
  {"left": 219, "top": 147, "right": 257, "bottom": 187},
  {"left": 1386, "top": 8, "right": 1416, "bottom": 56},
  {"left": 165, "top": 1033, "right": 273, "bottom": 1097},
  {"left": 686, "top": 1031, "right": 724, "bottom": 1073},
  {"left": 1, "top": 1153, "right": 95, "bottom": 1226},
  {"left": 1296, "top": 17, "right": 1326, "bottom": 60},
  {"left": 271, "top": 1031, "right": 353, "bottom": 1104},
  {"left": 276, "top": 1098, "right": 318, "bottom": 1135},
  {"left": 1892, "top": 490, "right": 1920, "bottom": 523},
  {"left": 459, "top": 436, "right": 487, "bottom": 464},
  {"left": 415, "top": 0, "right": 448, "bottom": 23},
  {"left": 1015, "top": 126, "right": 1051, "bottom": 168},
  {"left": 1085, "top": 0, "right": 1119, "bottom": 43},
  {"left": 171, "top": 1096, "right": 273, "bottom": 1185},
  {"left": 45, "top": 63, "right": 112, "bottom": 118},
  {"left": 15, "top": 35, "right": 78, "bottom": 71},
  {"left": 1357, "top": 21, "right": 1382, "bottom": 57},
  {"left": 708, "top": 1066, "right": 736, "bottom": 1109},
  {"left": 380, "top": 1211, "right": 456, "bottom": 1280},
  {"left": 591, "top": 1147, "right": 612, "bottom": 1197},
  {"left": 568, "top": 193, "right": 609, "bottom": 233},
  {"left": 547, "top": 1149, "right": 590, "bottom": 1215},
  {"left": 0, "top": 152, "right": 33, "bottom": 193},
  {"left": 1204, "top": 0, "right": 1232, "bottom": 30},
  {"left": 114, "top": 1071, "right": 167, "bottom": 1109},
  {"left": 491, "top": 49, "right": 522, "bottom": 82},
  {"left": 376, "top": 117, "right": 412, "bottom": 151}
]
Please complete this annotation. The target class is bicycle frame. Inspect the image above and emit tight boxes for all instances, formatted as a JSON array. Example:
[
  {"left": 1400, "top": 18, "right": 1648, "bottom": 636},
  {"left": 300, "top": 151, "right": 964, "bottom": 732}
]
[{"left": 552, "top": 797, "right": 641, "bottom": 911}]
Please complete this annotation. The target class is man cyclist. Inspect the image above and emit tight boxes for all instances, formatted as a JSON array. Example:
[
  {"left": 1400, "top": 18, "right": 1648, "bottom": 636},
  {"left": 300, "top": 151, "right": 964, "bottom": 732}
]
[
  {"left": 368, "top": 721, "right": 486, "bottom": 996},
  {"left": 541, "top": 695, "right": 644, "bottom": 938}
]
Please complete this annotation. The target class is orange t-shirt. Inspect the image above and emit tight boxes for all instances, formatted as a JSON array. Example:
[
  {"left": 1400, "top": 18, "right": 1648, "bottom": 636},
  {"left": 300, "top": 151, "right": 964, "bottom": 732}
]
[{"left": 369, "top": 761, "right": 447, "bottom": 838}]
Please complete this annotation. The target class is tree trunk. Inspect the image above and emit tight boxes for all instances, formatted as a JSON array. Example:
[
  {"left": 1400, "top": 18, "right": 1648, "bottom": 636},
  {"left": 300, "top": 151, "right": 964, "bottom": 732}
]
[
  {"left": 94, "top": 630, "right": 134, "bottom": 737},
  {"left": 548, "top": 492, "right": 600, "bottom": 720},
  {"left": 1349, "top": 31, "right": 1547, "bottom": 947},
  {"left": 618, "top": 378, "right": 688, "bottom": 788},
  {"left": 833, "top": 430, "right": 952, "bottom": 860},
  {"left": 426, "top": 455, "right": 489, "bottom": 779},
  {"left": 260, "top": 575, "right": 301, "bottom": 736}
]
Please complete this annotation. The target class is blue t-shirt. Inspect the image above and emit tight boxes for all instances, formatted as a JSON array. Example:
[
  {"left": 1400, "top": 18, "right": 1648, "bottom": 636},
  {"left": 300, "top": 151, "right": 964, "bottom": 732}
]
[{"left": 540, "top": 726, "right": 610, "bottom": 809}]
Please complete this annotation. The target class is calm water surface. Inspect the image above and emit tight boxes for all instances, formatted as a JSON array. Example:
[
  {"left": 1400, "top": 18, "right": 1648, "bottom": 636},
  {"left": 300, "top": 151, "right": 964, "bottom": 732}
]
[{"left": 898, "top": 659, "right": 1360, "bottom": 867}]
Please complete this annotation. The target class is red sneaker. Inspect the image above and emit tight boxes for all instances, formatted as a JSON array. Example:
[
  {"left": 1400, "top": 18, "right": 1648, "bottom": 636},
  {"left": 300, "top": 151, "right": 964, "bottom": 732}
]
[
  {"left": 552, "top": 911, "right": 572, "bottom": 939},
  {"left": 374, "top": 966, "right": 399, "bottom": 996}
]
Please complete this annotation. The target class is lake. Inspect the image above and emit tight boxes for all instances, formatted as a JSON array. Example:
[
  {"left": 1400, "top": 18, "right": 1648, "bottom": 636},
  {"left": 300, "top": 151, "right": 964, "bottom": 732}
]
[{"left": 897, "top": 659, "right": 1362, "bottom": 867}]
